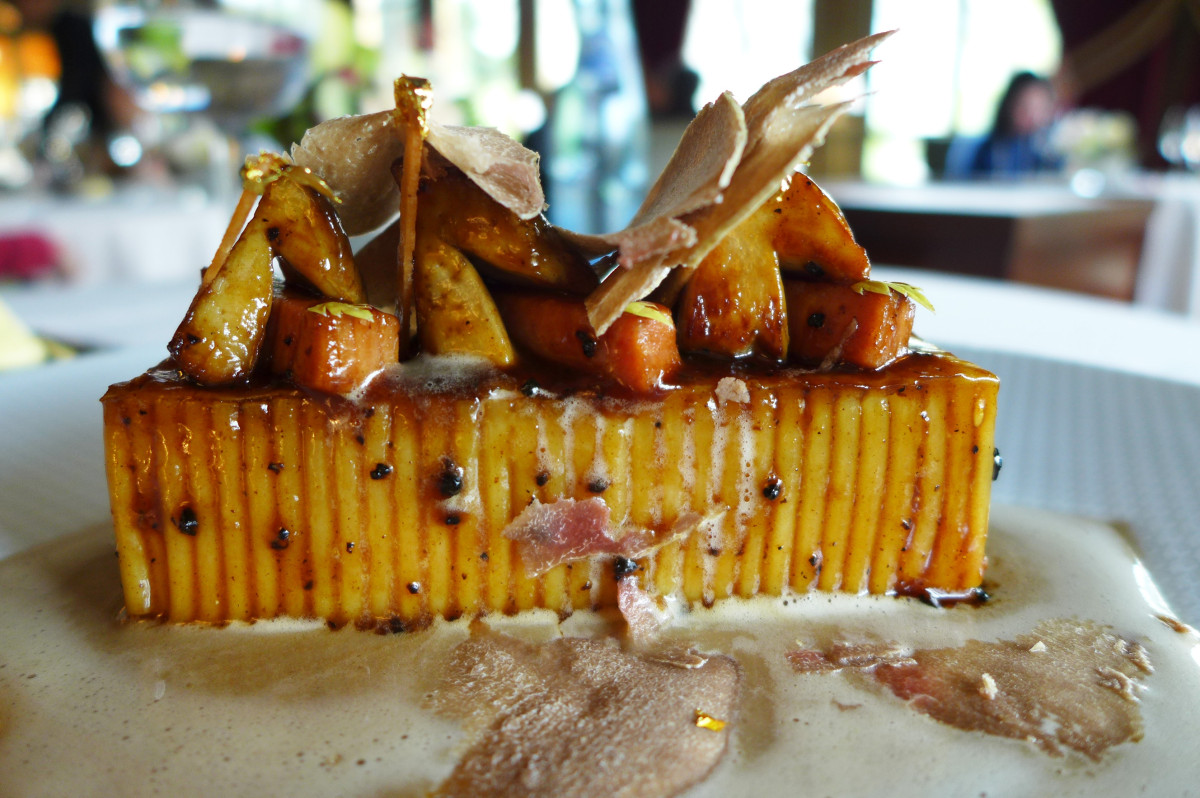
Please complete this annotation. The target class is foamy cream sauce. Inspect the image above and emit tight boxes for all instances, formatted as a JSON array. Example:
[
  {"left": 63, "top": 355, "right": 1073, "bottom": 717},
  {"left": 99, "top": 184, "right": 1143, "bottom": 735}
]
[{"left": 1, "top": 506, "right": 1197, "bottom": 797}]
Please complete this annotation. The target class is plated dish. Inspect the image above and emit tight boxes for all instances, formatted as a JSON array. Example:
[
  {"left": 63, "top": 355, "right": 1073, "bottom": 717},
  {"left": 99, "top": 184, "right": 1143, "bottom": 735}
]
[
  {"left": 4, "top": 29, "right": 1200, "bottom": 795},
  {"left": 100, "top": 32, "right": 1004, "bottom": 637},
  {"left": 2, "top": 313, "right": 1199, "bottom": 796}
]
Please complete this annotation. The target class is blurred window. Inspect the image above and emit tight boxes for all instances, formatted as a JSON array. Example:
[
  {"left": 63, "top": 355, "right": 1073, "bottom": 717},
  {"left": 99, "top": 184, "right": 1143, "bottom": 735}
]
[
  {"left": 681, "top": 0, "right": 814, "bottom": 107},
  {"left": 864, "top": 0, "right": 1061, "bottom": 183}
]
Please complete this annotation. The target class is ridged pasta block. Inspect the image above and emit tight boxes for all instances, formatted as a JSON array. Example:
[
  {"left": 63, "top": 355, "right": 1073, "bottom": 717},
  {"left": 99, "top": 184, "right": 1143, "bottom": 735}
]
[{"left": 102, "top": 351, "right": 998, "bottom": 626}]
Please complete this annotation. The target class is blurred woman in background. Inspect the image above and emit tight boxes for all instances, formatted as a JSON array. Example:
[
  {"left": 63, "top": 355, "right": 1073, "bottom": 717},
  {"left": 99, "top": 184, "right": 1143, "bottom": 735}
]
[{"left": 949, "top": 71, "right": 1064, "bottom": 179}]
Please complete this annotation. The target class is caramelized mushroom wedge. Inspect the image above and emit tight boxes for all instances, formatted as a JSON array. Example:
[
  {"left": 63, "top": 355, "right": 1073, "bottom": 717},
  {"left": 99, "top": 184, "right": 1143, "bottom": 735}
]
[
  {"left": 413, "top": 232, "right": 515, "bottom": 365},
  {"left": 419, "top": 168, "right": 598, "bottom": 295},
  {"left": 258, "top": 174, "right": 364, "bottom": 304},
  {"left": 766, "top": 174, "right": 870, "bottom": 282},
  {"left": 675, "top": 225, "right": 788, "bottom": 361},
  {"left": 169, "top": 214, "right": 275, "bottom": 385}
]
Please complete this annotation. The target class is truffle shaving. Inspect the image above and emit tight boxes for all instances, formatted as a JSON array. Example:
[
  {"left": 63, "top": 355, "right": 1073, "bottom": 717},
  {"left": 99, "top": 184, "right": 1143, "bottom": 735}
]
[
  {"left": 584, "top": 31, "right": 894, "bottom": 333},
  {"left": 429, "top": 629, "right": 740, "bottom": 797},
  {"left": 872, "top": 619, "right": 1151, "bottom": 761},
  {"left": 292, "top": 114, "right": 545, "bottom": 235}
]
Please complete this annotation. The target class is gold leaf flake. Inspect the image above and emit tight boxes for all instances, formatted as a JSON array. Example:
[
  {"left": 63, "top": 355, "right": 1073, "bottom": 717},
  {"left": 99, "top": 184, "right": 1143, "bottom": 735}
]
[
  {"left": 241, "top": 152, "right": 337, "bottom": 201},
  {"left": 623, "top": 301, "right": 674, "bottom": 327},
  {"left": 694, "top": 709, "right": 726, "bottom": 732},
  {"left": 850, "top": 280, "right": 935, "bottom": 313}
]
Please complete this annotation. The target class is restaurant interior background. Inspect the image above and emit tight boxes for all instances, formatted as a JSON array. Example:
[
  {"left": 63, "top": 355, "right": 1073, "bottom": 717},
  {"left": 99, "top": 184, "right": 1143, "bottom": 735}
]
[{"left": 1, "top": 0, "right": 1199, "bottom": 369}]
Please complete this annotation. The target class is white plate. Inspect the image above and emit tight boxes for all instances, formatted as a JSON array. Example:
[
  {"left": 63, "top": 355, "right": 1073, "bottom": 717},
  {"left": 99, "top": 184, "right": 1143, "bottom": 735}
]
[
  {"left": 951, "top": 345, "right": 1200, "bottom": 625},
  {"left": 1, "top": 346, "right": 1199, "bottom": 796}
]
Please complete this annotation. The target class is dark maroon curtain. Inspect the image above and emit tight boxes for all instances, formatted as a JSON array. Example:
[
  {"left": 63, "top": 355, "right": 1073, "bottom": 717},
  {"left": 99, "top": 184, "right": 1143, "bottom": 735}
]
[
  {"left": 1051, "top": 0, "right": 1200, "bottom": 168},
  {"left": 632, "top": 0, "right": 695, "bottom": 117}
]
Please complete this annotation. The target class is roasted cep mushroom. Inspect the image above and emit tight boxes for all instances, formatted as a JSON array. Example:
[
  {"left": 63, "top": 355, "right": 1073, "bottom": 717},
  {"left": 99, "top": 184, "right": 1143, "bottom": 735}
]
[
  {"left": 167, "top": 29, "right": 921, "bottom": 399},
  {"left": 169, "top": 156, "right": 362, "bottom": 386},
  {"left": 673, "top": 173, "right": 915, "bottom": 369}
]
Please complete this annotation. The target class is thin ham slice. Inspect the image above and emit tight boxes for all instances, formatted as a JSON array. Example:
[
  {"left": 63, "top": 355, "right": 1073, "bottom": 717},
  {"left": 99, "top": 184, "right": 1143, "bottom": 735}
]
[
  {"left": 503, "top": 499, "right": 708, "bottom": 578},
  {"left": 616, "top": 577, "right": 671, "bottom": 645},
  {"left": 502, "top": 497, "right": 620, "bottom": 577}
]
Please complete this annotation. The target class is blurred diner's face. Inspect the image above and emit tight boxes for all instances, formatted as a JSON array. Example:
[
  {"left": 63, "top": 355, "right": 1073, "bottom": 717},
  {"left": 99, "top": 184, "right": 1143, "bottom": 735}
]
[{"left": 1012, "top": 84, "right": 1055, "bottom": 135}]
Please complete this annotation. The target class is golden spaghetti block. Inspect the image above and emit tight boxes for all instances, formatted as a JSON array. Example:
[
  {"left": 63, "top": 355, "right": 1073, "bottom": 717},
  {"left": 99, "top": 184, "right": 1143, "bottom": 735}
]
[{"left": 102, "top": 348, "right": 998, "bottom": 627}]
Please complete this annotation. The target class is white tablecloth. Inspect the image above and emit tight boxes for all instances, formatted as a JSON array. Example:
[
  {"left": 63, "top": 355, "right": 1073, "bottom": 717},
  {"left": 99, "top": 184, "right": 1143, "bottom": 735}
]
[
  {"left": 1131, "top": 173, "right": 1200, "bottom": 317},
  {"left": 0, "top": 187, "right": 229, "bottom": 284}
]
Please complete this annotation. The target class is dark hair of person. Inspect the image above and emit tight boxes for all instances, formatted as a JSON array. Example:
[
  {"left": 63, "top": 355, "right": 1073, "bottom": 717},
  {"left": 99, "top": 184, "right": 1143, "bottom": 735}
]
[{"left": 990, "top": 71, "right": 1053, "bottom": 140}]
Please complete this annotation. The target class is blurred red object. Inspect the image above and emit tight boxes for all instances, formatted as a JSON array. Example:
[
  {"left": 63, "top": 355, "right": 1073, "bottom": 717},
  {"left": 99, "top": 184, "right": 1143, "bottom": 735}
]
[{"left": 0, "top": 231, "right": 61, "bottom": 280}]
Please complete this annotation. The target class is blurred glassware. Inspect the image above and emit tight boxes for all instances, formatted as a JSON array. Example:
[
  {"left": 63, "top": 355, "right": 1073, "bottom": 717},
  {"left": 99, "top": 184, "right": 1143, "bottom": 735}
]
[
  {"left": 93, "top": 0, "right": 317, "bottom": 192},
  {"left": 1053, "top": 108, "right": 1137, "bottom": 186},
  {"left": 542, "top": 0, "right": 647, "bottom": 235},
  {"left": 374, "top": 0, "right": 536, "bottom": 134},
  {"left": 1157, "top": 106, "right": 1184, "bottom": 168},
  {"left": 1158, "top": 105, "right": 1200, "bottom": 172},
  {"left": 0, "top": 2, "right": 62, "bottom": 188}
]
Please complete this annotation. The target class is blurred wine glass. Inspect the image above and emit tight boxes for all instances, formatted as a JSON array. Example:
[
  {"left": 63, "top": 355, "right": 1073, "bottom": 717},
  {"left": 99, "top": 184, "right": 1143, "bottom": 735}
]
[
  {"left": 0, "top": 3, "right": 61, "bottom": 188},
  {"left": 1158, "top": 105, "right": 1200, "bottom": 172},
  {"left": 93, "top": 0, "right": 315, "bottom": 192}
]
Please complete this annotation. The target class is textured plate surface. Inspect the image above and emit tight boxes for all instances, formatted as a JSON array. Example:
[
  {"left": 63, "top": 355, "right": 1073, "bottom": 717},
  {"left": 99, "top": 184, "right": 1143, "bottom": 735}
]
[{"left": 955, "top": 346, "right": 1200, "bottom": 624}]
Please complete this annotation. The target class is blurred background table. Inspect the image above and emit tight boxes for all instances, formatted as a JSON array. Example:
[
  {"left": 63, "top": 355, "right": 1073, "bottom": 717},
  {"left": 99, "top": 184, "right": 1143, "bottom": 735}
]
[
  {"left": 0, "top": 186, "right": 227, "bottom": 284},
  {"left": 826, "top": 181, "right": 1157, "bottom": 303}
]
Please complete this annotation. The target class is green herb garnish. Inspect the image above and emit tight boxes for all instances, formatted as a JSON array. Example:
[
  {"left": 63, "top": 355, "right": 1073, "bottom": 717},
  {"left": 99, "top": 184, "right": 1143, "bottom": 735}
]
[
  {"left": 307, "top": 302, "right": 375, "bottom": 321},
  {"left": 623, "top": 301, "right": 673, "bottom": 326},
  {"left": 850, "top": 280, "right": 935, "bottom": 313}
]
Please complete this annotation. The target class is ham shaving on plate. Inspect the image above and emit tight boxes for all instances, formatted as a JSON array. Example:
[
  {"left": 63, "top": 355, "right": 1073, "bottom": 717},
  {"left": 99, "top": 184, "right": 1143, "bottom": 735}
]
[
  {"left": 786, "top": 619, "right": 1153, "bottom": 762},
  {"left": 501, "top": 497, "right": 623, "bottom": 577},
  {"left": 617, "top": 576, "right": 672, "bottom": 645},
  {"left": 503, "top": 499, "right": 709, "bottom": 578}
]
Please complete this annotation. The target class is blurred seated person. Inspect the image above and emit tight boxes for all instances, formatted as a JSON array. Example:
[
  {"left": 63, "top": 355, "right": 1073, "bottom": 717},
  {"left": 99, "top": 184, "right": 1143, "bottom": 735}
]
[{"left": 946, "top": 71, "right": 1064, "bottom": 179}]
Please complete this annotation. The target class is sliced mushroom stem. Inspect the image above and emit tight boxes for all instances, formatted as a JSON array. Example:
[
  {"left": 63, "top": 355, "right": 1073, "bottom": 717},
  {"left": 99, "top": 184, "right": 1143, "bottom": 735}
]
[
  {"left": 393, "top": 75, "right": 433, "bottom": 359},
  {"left": 202, "top": 186, "right": 257, "bottom": 289}
]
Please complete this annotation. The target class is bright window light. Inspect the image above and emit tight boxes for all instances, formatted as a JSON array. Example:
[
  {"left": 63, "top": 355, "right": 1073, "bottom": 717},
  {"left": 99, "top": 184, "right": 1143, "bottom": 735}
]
[{"left": 864, "top": 0, "right": 1061, "bottom": 183}]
